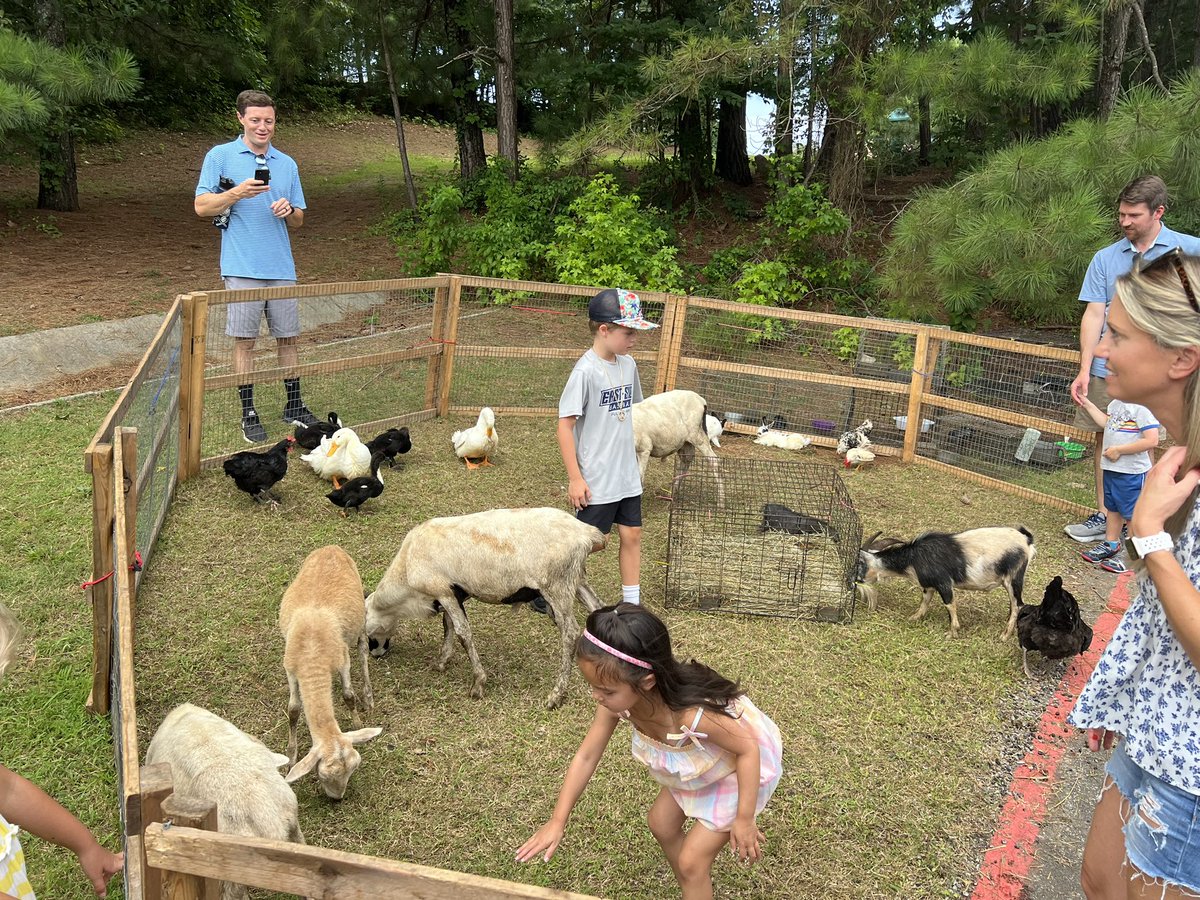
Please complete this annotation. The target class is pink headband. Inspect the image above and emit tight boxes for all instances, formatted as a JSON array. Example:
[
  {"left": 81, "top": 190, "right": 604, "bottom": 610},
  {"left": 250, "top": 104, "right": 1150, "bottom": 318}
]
[{"left": 582, "top": 629, "right": 652, "bottom": 669}]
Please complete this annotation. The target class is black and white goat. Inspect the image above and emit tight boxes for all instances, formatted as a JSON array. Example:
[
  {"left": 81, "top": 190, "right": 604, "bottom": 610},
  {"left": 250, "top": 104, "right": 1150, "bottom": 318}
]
[{"left": 855, "top": 526, "right": 1035, "bottom": 639}]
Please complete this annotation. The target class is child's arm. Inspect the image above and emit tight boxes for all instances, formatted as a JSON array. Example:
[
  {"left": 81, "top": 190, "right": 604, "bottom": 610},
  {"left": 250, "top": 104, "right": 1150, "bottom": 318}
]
[
  {"left": 1103, "top": 427, "right": 1160, "bottom": 462},
  {"left": 1076, "top": 394, "right": 1109, "bottom": 429},
  {"left": 516, "top": 708, "right": 619, "bottom": 862},
  {"left": 0, "top": 766, "right": 123, "bottom": 896},
  {"left": 698, "top": 710, "right": 766, "bottom": 864},
  {"left": 557, "top": 416, "right": 591, "bottom": 510}
]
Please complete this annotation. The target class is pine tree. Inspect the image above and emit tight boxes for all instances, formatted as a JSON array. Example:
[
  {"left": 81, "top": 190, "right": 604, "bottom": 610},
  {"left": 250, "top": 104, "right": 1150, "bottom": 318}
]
[
  {"left": 0, "top": 25, "right": 138, "bottom": 211},
  {"left": 878, "top": 73, "right": 1200, "bottom": 330}
]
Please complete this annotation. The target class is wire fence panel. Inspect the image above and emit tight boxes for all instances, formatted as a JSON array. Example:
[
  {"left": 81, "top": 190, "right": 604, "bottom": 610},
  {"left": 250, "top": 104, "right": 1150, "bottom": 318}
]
[
  {"left": 450, "top": 280, "right": 664, "bottom": 413},
  {"left": 915, "top": 333, "right": 1094, "bottom": 508},
  {"left": 665, "top": 456, "right": 862, "bottom": 621},
  {"left": 199, "top": 283, "right": 442, "bottom": 464},
  {"left": 675, "top": 302, "right": 914, "bottom": 448}
]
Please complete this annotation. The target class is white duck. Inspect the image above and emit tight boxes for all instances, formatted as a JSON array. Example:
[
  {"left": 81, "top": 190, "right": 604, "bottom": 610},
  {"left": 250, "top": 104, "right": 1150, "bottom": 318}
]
[
  {"left": 754, "top": 423, "right": 812, "bottom": 451},
  {"left": 452, "top": 407, "right": 498, "bottom": 468},
  {"left": 300, "top": 426, "right": 372, "bottom": 488}
]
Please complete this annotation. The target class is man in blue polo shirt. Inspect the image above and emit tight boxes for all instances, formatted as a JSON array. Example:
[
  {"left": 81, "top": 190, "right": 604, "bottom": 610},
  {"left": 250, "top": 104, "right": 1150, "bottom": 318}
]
[
  {"left": 194, "top": 89, "right": 318, "bottom": 442},
  {"left": 1065, "top": 175, "right": 1200, "bottom": 542}
]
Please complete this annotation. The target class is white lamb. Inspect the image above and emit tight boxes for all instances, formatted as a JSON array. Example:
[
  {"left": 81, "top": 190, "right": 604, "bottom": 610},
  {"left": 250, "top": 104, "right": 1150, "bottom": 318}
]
[
  {"left": 145, "top": 703, "right": 304, "bottom": 900},
  {"left": 365, "top": 507, "right": 606, "bottom": 709},
  {"left": 631, "top": 389, "right": 719, "bottom": 478},
  {"left": 279, "top": 545, "right": 382, "bottom": 800}
]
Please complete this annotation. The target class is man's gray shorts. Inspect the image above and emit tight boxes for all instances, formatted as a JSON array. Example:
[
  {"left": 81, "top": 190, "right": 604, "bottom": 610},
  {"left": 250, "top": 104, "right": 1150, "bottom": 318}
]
[{"left": 223, "top": 276, "right": 300, "bottom": 339}]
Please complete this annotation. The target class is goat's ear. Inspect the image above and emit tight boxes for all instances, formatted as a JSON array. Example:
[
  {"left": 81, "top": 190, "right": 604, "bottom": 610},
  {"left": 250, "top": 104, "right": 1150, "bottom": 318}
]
[
  {"left": 345, "top": 727, "right": 383, "bottom": 745},
  {"left": 286, "top": 749, "right": 320, "bottom": 782},
  {"left": 270, "top": 752, "right": 290, "bottom": 769}
]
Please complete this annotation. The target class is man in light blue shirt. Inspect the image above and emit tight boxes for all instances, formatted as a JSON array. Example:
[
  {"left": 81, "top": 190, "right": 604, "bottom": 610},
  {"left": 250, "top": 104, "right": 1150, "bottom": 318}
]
[
  {"left": 195, "top": 89, "right": 317, "bottom": 442},
  {"left": 1065, "top": 175, "right": 1200, "bottom": 542}
]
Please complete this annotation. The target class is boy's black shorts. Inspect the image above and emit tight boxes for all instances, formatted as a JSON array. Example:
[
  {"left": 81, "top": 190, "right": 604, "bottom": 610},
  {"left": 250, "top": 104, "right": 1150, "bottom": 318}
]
[{"left": 576, "top": 494, "right": 642, "bottom": 533}]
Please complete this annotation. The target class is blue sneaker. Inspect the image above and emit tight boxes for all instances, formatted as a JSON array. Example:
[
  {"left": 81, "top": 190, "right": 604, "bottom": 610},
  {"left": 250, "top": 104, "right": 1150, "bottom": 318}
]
[
  {"left": 1099, "top": 556, "right": 1128, "bottom": 574},
  {"left": 1082, "top": 541, "right": 1121, "bottom": 565},
  {"left": 1065, "top": 512, "right": 1107, "bottom": 543}
]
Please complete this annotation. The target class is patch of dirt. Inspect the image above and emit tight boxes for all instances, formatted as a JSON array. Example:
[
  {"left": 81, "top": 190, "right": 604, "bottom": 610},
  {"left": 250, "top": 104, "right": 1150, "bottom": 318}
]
[{"left": 0, "top": 118, "right": 492, "bottom": 335}]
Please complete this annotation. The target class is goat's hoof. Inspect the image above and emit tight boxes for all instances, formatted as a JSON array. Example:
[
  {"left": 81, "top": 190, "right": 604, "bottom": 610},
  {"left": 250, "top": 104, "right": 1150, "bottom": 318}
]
[
  {"left": 545, "top": 694, "right": 566, "bottom": 710},
  {"left": 469, "top": 684, "right": 485, "bottom": 700}
]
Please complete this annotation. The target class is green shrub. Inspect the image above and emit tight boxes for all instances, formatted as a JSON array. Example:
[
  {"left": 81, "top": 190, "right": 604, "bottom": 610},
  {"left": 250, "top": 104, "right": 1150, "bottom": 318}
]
[{"left": 546, "top": 174, "right": 684, "bottom": 291}]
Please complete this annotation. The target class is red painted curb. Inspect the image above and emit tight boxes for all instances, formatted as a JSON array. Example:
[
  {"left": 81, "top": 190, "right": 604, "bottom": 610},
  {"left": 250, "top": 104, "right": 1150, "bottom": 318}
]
[{"left": 970, "top": 573, "right": 1135, "bottom": 900}]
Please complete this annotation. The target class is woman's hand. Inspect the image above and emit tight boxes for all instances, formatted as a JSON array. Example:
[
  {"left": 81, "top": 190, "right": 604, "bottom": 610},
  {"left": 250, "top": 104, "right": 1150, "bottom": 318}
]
[
  {"left": 1131, "top": 446, "right": 1200, "bottom": 536},
  {"left": 1085, "top": 728, "right": 1119, "bottom": 753},
  {"left": 516, "top": 820, "right": 566, "bottom": 863},
  {"left": 729, "top": 816, "right": 764, "bottom": 864}
]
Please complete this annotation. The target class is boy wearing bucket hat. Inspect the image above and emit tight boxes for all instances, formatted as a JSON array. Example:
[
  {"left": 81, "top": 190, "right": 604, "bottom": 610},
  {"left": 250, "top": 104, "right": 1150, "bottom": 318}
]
[{"left": 557, "top": 289, "right": 659, "bottom": 606}]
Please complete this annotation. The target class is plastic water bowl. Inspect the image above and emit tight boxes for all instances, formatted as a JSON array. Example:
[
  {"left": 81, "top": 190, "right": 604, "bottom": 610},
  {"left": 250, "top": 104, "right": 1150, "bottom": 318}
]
[
  {"left": 893, "top": 416, "right": 934, "bottom": 433},
  {"left": 812, "top": 419, "right": 835, "bottom": 434},
  {"left": 1055, "top": 440, "right": 1087, "bottom": 460}
]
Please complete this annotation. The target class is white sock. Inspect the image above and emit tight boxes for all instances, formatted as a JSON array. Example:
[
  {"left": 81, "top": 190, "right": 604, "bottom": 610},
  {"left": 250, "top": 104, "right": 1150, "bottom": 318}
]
[{"left": 622, "top": 584, "right": 640, "bottom": 605}]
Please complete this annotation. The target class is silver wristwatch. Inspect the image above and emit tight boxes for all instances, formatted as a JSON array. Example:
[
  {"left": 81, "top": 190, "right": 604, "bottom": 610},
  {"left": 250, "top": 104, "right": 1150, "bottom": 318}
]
[{"left": 1131, "top": 531, "right": 1174, "bottom": 557}]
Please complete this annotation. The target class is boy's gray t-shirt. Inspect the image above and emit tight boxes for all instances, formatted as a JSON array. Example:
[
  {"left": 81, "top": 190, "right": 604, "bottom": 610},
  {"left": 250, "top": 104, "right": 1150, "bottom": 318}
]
[
  {"left": 1102, "top": 400, "right": 1158, "bottom": 475},
  {"left": 559, "top": 349, "right": 644, "bottom": 504}
]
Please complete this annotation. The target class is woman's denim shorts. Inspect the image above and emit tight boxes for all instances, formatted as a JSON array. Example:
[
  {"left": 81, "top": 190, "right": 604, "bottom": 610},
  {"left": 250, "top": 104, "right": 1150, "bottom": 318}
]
[{"left": 1106, "top": 742, "right": 1200, "bottom": 894}]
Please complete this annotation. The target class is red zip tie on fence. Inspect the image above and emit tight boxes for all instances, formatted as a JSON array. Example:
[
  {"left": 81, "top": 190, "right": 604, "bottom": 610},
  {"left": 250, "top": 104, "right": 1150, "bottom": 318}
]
[
  {"left": 512, "top": 306, "right": 577, "bottom": 316},
  {"left": 80, "top": 551, "right": 143, "bottom": 589}
]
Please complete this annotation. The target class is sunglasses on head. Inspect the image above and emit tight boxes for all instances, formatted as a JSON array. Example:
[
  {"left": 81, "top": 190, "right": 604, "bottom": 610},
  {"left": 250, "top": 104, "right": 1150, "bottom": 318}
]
[{"left": 1133, "top": 246, "right": 1199, "bottom": 314}]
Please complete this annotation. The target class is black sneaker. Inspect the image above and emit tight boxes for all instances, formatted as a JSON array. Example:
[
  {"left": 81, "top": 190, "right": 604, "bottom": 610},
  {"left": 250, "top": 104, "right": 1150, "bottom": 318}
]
[
  {"left": 241, "top": 409, "right": 268, "bottom": 443},
  {"left": 283, "top": 403, "right": 319, "bottom": 427}
]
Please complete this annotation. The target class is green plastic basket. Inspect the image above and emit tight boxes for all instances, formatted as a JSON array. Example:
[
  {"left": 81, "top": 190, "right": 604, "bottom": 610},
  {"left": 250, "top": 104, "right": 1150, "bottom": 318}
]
[{"left": 1055, "top": 440, "right": 1086, "bottom": 460}]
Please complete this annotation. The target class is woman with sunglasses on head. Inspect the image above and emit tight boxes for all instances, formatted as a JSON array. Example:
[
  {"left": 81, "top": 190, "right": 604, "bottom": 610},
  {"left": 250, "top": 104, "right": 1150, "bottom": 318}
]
[{"left": 1069, "top": 248, "right": 1200, "bottom": 900}]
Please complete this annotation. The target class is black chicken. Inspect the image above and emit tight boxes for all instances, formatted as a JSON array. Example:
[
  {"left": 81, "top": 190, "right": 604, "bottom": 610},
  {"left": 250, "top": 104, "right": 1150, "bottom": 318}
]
[
  {"left": 1016, "top": 576, "right": 1094, "bottom": 677},
  {"left": 294, "top": 412, "right": 343, "bottom": 451},
  {"left": 366, "top": 426, "right": 412, "bottom": 468},
  {"left": 326, "top": 451, "right": 386, "bottom": 517},
  {"left": 223, "top": 437, "right": 294, "bottom": 509}
]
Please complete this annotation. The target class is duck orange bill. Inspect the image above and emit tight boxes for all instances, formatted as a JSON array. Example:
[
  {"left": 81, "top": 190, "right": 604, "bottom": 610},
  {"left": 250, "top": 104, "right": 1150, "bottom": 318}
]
[{"left": 326, "top": 441, "right": 341, "bottom": 458}]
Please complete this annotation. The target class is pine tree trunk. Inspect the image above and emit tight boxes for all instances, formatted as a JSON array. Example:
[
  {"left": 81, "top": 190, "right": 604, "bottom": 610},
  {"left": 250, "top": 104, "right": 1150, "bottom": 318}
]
[
  {"left": 35, "top": 0, "right": 79, "bottom": 212},
  {"left": 378, "top": 10, "right": 418, "bottom": 209},
  {"left": 677, "top": 104, "right": 708, "bottom": 189},
  {"left": 774, "top": 0, "right": 795, "bottom": 158},
  {"left": 815, "top": 12, "right": 879, "bottom": 213},
  {"left": 1097, "top": 3, "right": 1132, "bottom": 119},
  {"left": 442, "top": 0, "right": 487, "bottom": 182},
  {"left": 715, "top": 94, "right": 752, "bottom": 185},
  {"left": 493, "top": 0, "right": 519, "bottom": 179}
]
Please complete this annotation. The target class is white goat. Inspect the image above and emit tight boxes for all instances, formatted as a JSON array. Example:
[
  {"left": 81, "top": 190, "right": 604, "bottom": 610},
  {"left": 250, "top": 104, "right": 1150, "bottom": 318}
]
[
  {"left": 365, "top": 507, "right": 606, "bottom": 709},
  {"left": 279, "top": 545, "right": 382, "bottom": 799},
  {"left": 855, "top": 526, "right": 1035, "bottom": 639},
  {"left": 146, "top": 703, "right": 304, "bottom": 900},
  {"left": 631, "top": 390, "right": 719, "bottom": 478}
]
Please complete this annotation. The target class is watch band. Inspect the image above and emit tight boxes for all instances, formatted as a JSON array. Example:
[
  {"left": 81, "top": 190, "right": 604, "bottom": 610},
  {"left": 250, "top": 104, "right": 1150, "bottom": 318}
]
[{"left": 1131, "top": 531, "right": 1174, "bottom": 557}]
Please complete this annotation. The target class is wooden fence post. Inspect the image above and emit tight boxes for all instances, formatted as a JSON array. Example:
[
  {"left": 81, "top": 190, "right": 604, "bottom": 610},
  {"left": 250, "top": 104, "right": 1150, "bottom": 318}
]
[
  {"left": 177, "top": 293, "right": 209, "bottom": 482},
  {"left": 137, "top": 763, "right": 175, "bottom": 900},
  {"left": 901, "top": 329, "right": 932, "bottom": 463},
  {"left": 662, "top": 294, "right": 689, "bottom": 392},
  {"left": 437, "top": 275, "right": 463, "bottom": 416},
  {"left": 85, "top": 443, "right": 115, "bottom": 715},
  {"left": 424, "top": 279, "right": 450, "bottom": 411},
  {"left": 160, "top": 796, "right": 220, "bottom": 900}
]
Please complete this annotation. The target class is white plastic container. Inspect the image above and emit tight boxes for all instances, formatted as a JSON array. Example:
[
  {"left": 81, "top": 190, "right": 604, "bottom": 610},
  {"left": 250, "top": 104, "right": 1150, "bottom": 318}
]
[{"left": 893, "top": 416, "right": 934, "bottom": 433}]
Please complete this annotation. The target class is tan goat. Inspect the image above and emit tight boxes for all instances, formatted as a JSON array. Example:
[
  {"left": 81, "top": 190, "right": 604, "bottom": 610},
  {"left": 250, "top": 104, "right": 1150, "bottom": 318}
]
[{"left": 279, "top": 545, "right": 382, "bottom": 799}]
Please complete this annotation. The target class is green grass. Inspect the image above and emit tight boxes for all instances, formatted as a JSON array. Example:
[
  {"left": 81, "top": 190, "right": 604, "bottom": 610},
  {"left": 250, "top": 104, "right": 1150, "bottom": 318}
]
[
  {"left": 0, "top": 391, "right": 1110, "bottom": 899},
  {"left": 132, "top": 416, "right": 1102, "bottom": 899},
  {"left": 314, "top": 156, "right": 451, "bottom": 190},
  {"left": 0, "top": 394, "right": 124, "bottom": 898}
]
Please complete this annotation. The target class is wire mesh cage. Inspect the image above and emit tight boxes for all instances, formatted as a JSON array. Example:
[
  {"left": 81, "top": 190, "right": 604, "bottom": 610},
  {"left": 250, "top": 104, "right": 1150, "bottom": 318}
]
[{"left": 664, "top": 456, "right": 863, "bottom": 622}]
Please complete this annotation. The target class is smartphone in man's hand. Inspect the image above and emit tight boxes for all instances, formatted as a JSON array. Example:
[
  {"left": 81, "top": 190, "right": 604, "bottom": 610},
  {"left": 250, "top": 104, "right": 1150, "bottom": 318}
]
[{"left": 254, "top": 167, "right": 271, "bottom": 184}]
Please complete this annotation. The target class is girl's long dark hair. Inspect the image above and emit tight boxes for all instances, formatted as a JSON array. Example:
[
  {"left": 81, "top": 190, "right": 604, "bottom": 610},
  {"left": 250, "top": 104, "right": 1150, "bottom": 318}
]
[{"left": 577, "top": 603, "right": 741, "bottom": 717}]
